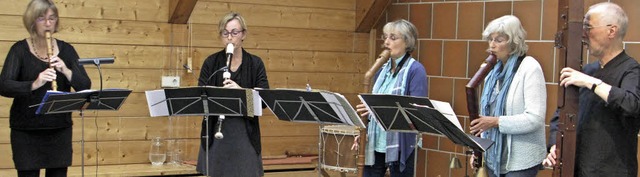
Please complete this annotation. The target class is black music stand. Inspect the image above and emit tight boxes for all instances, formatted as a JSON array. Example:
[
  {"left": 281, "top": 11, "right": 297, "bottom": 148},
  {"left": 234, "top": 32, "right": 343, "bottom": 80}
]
[
  {"left": 146, "top": 86, "right": 258, "bottom": 177},
  {"left": 257, "top": 88, "right": 364, "bottom": 128},
  {"left": 32, "top": 89, "right": 132, "bottom": 177},
  {"left": 35, "top": 89, "right": 131, "bottom": 114},
  {"left": 358, "top": 94, "right": 493, "bottom": 155},
  {"left": 257, "top": 88, "right": 363, "bottom": 175}
]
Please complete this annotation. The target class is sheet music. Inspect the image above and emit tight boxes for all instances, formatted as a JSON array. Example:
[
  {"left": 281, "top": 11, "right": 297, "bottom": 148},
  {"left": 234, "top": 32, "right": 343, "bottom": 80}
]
[
  {"left": 333, "top": 93, "right": 365, "bottom": 128},
  {"left": 145, "top": 89, "right": 169, "bottom": 117},
  {"left": 252, "top": 90, "right": 262, "bottom": 116},
  {"left": 320, "top": 92, "right": 351, "bottom": 125},
  {"left": 429, "top": 100, "right": 463, "bottom": 131}
]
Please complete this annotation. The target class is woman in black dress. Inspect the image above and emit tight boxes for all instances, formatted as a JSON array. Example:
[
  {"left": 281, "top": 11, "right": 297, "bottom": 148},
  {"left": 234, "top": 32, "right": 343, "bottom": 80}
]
[
  {"left": 196, "top": 12, "right": 269, "bottom": 177},
  {"left": 0, "top": 0, "right": 91, "bottom": 176}
]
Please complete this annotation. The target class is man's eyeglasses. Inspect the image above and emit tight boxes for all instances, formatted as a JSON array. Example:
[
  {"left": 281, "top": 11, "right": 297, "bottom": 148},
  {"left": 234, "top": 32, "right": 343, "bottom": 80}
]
[
  {"left": 221, "top": 29, "right": 245, "bottom": 37},
  {"left": 583, "top": 24, "right": 612, "bottom": 33},
  {"left": 36, "top": 16, "right": 58, "bottom": 23}
]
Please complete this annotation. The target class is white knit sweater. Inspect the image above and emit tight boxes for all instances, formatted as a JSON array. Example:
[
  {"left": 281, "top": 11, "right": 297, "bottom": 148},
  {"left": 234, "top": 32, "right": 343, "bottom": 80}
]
[{"left": 496, "top": 56, "right": 547, "bottom": 171}]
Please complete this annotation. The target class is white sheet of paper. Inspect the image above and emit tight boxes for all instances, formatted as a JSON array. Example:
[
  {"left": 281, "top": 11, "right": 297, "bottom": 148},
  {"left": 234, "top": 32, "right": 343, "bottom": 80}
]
[
  {"left": 145, "top": 89, "right": 169, "bottom": 117},
  {"left": 429, "top": 100, "right": 463, "bottom": 131},
  {"left": 320, "top": 92, "right": 353, "bottom": 126},
  {"left": 252, "top": 90, "right": 262, "bottom": 116}
]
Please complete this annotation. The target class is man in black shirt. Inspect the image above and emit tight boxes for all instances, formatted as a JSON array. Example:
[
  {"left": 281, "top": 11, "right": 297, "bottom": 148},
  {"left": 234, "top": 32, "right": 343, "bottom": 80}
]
[{"left": 543, "top": 2, "right": 640, "bottom": 177}]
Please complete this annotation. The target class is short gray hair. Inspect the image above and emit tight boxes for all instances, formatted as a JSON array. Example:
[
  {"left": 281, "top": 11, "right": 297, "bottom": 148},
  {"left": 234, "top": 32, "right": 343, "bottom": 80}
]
[
  {"left": 383, "top": 19, "right": 418, "bottom": 53},
  {"left": 587, "top": 2, "right": 628, "bottom": 39},
  {"left": 482, "top": 15, "right": 528, "bottom": 57}
]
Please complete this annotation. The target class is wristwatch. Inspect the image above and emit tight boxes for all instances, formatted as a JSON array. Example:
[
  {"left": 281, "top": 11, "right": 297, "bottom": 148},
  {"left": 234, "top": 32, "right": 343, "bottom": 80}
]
[{"left": 591, "top": 79, "right": 603, "bottom": 91}]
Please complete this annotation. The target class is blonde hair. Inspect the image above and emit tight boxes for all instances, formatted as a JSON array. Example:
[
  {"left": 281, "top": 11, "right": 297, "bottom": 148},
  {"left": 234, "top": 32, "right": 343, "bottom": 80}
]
[
  {"left": 383, "top": 19, "right": 419, "bottom": 53},
  {"left": 23, "top": 0, "right": 59, "bottom": 36},
  {"left": 218, "top": 12, "right": 247, "bottom": 38},
  {"left": 482, "top": 15, "right": 528, "bottom": 57}
]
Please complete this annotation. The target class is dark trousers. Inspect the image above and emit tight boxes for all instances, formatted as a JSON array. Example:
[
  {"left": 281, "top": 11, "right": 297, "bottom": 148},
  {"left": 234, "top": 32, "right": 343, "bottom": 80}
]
[
  {"left": 18, "top": 167, "right": 68, "bottom": 177},
  {"left": 364, "top": 151, "right": 415, "bottom": 177}
]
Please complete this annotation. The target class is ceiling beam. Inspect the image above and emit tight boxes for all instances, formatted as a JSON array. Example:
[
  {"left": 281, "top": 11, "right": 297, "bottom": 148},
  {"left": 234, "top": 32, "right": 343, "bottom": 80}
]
[
  {"left": 169, "top": 0, "right": 198, "bottom": 24},
  {"left": 355, "top": 0, "right": 392, "bottom": 32}
]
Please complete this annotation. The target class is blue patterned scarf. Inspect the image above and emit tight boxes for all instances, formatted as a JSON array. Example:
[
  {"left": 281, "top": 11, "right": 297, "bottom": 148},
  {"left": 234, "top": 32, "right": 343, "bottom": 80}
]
[
  {"left": 365, "top": 53, "right": 416, "bottom": 171},
  {"left": 480, "top": 54, "right": 518, "bottom": 177}
]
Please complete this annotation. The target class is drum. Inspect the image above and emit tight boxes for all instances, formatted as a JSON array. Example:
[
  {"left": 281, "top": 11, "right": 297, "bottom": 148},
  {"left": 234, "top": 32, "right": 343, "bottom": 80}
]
[{"left": 320, "top": 125, "right": 360, "bottom": 173}]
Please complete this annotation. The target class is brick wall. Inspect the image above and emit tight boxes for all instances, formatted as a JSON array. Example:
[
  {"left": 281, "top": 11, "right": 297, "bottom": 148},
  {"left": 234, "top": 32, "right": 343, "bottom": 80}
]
[{"left": 377, "top": 0, "right": 640, "bottom": 176}]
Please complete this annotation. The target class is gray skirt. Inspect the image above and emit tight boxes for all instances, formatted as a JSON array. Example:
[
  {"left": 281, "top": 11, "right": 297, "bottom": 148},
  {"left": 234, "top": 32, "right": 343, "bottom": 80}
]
[
  {"left": 196, "top": 117, "right": 263, "bottom": 177},
  {"left": 11, "top": 127, "right": 72, "bottom": 170}
]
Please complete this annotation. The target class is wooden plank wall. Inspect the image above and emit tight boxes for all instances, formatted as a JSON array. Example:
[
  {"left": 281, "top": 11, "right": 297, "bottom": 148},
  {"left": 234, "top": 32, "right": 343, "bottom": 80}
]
[{"left": 0, "top": 0, "right": 370, "bottom": 170}]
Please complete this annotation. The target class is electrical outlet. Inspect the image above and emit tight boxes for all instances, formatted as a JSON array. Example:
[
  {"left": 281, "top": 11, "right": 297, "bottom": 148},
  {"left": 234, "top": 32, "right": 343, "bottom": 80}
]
[{"left": 161, "top": 76, "right": 180, "bottom": 88}]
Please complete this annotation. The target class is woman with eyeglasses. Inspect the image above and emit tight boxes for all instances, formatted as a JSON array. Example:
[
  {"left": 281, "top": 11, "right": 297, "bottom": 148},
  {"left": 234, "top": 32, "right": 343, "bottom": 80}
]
[
  {"left": 0, "top": 0, "right": 91, "bottom": 176},
  {"left": 355, "top": 19, "right": 428, "bottom": 177},
  {"left": 468, "top": 15, "right": 546, "bottom": 177},
  {"left": 196, "top": 12, "right": 269, "bottom": 177}
]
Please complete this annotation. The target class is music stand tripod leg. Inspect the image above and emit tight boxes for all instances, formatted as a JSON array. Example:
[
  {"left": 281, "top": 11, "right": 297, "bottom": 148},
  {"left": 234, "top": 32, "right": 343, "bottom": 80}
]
[
  {"left": 81, "top": 110, "right": 85, "bottom": 176},
  {"left": 202, "top": 95, "right": 210, "bottom": 177}
]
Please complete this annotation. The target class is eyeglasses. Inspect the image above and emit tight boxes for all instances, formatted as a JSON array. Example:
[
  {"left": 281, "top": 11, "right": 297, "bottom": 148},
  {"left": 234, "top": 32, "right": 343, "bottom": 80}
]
[
  {"left": 583, "top": 24, "right": 612, "bottom": 33},
  {"left": 36, "top": 16, "right": 58, "bottom": 23},
  {"left": 381, "top": 34, "right": 399, "bottom": 41},
  {"left": 221, "top": 29, "right": 245, "bottom": 37}
]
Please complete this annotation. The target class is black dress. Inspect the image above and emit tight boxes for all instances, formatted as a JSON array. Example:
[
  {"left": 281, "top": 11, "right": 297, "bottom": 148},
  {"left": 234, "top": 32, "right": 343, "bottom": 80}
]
[
  {"left": 0, "top": 39, "right": 91, "bottom": 170},
  {"left": 195, "top": 49, "right": 269, "bottom": 177}
]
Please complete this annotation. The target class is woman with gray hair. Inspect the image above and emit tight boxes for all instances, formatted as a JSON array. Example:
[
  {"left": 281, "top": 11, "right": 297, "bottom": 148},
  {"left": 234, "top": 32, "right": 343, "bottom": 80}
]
[
  {"left": 355, "top": 19, "right": 428, "bottom": 177},
  {"left": 468, "top": 15, "right": 547, "bottom": 177}
]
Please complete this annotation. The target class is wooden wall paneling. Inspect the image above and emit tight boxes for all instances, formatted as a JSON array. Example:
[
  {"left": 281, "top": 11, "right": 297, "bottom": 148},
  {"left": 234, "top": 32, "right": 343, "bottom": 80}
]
[
  {"left": 267, "top": 72, "right": 363, "bottom": 94},
  {"left": 56, "top": 0, "right": 169, "bottom": 22},
  {"left": 0, "top": 0, "right": 25, "bottom": 16},
  {"left": 68, "top": 139, "right": 201, "bottom": 166},
  {"left": 261, "top": 136, "right": 319, "bottom": 157},
  {"left": 118, "top": 117, "right": 171, "bottom": 140},
  {"left": 184, "top": 48, "right": 368, "bottom": 73},
  {"left": 190, "top": 1, "right": 355, "bottom": 31},
  {"left": 198, "top": 0, "right": 355, "bottom": 11},
  {"left": 69, "top": 125, "right": 319, "bottom": 166},
  {"left": 56, "top": 19, "right": 171, "bottom": 46},
  {"left": 0, "top": 119, "right": 7, "bottom": 143},
  {"left": 90, "top": 69, "right": 366, "bottom": 93},
  {"left": 71, "top": 117, "right": 122, "bottom": 142},
  {"left": 74, "top": 44, "right": 170, "bottom": 69},
  {"left": 0, "top": 16, "right": 172, "bottom": 45},
  {"left": 261, "top": 50, "right": 367, "bottom": 73},
  {"left": 0, "top": 97, "right": 9, "bottom": 116},
  {"left": 70, "top": 116, "right": 201, "bottom": 141},
  {"left": 259, "top": 116, "right": 319, "bottom": 137},
  {"left": 0, "top": 42, "right": 170, "bottom": 69},
  {"left": 0, "top": 144, "right": 13, "bottom": 168},
  {"left": 85, "top": 68, "right": 162, "bottom": 92},
  {"left": 0, "top": 42, "right": 13, "bottom": 67},
  {"left": 188, "top": 24, "right": 369, "bottom": 52},
  {"left": 0, "top": 16, "right": 29, "bottom": 41},
  {"left": 82, "top": 94, "right": 149, "bottom": 118},
  {"left": 0, "top": 0, "right": 170, "bottom": 22}
]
